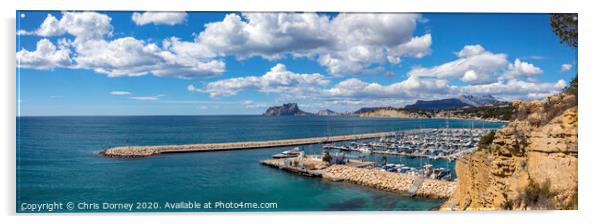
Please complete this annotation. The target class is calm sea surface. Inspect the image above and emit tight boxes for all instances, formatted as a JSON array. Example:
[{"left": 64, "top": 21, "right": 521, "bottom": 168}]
[{"left": 16, "top": 116, "right": 505, "bottom": 212}]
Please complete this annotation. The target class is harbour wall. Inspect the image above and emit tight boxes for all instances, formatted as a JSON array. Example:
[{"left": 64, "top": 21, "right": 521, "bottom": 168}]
[{"left": 102, "top": 132, "right": 397, "bottom": 158}]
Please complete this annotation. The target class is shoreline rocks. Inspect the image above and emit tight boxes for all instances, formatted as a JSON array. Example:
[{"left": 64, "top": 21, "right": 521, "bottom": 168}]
[{"left": 323, "top": 165, "right": 456, "bottom": 200}]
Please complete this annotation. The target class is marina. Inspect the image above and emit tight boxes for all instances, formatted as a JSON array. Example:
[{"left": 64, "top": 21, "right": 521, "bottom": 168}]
[
  {"left": 323, "top": 128, "right": 495, "bottom": 161},
  {"left": 259, "top": 128, "right": 497, "bottom": 198}
]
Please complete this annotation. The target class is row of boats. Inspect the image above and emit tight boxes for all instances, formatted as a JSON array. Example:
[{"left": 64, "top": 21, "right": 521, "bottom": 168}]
[
  {"left": 323, "top": 128, "right": 495, "bottom": 160},
  {"left": 380, "top": 163, "right": 452, "bottom": 180},
  {"left": 271, "top": 147, "right": 454, "bottom": 180},
  {"left": 270, "top": 128, "right": 497, "bottom": 180},
  {"left": 322, "top": 128, "right": 497, "bottom": 180}
]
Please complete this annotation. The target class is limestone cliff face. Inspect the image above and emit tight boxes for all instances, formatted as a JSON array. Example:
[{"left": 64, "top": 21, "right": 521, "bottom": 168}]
[{"left": 442, "top": 93, "right": 577, "bottom": 210}]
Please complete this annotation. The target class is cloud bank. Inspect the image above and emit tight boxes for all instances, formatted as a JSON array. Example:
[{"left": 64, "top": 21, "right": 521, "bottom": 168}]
[{"left": 18, "top": 12, "right": 430, "bottom": 78}]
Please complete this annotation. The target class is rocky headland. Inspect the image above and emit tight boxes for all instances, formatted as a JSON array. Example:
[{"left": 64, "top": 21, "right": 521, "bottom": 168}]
[
  {"left": 263, "top": 103, "right": 313, "bottom": 116},
  {"left": 441, "top": 92, "right": 578, "bottom": 210}
]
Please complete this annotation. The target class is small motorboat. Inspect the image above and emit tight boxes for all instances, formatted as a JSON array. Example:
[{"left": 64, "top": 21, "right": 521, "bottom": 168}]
[{"left": 272, "top": 147, "right": 303, "bottom": 159}]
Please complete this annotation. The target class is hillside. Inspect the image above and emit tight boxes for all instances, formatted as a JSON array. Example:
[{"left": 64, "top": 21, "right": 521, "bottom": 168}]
[
  {"left": 405, "top": 98, "right": 473, "bottom": 110},
  {"left": 404, "top": 95, "right": 505, "bottom": 110},
  {"left": 355, "top": 105, "right": 514, "bottom": 122},
  {"left": 441, "top": 92, "right": 578, "bottom": 210}
]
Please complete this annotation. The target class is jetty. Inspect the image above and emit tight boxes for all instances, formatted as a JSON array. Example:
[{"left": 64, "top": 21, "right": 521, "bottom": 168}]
[{"left": 101, "top": 132, "right": 397, "bottom": 158}]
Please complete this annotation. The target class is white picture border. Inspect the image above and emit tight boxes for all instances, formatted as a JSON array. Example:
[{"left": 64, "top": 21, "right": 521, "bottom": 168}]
[{"left": 2, "top": 0, "right": 598, "bottom": 224}]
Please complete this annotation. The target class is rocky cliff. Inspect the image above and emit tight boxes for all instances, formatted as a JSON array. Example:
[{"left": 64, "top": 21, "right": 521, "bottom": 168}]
[
  {"left": 263, "top": 103, "right": 313, "bottom": 116},
  {"left": 441, "top": 93, "right": 578, "bottom": 210}
]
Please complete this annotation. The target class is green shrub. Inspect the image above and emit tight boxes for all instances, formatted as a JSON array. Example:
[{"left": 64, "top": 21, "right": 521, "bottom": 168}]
[
  {"left": 564, "top": 74, "right": 578, "bottom": 97},
  {"left": 322, "top": 151, "right": 332, "bottom": 164},
  {"left": 522, "top": 178, "right": 556, "bottom": 209},
  {"left": 478, "top": 131, "right": 496, "bottom": 150}
]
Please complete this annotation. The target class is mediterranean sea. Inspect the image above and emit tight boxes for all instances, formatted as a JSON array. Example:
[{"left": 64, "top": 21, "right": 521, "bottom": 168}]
[{"left": 16, "top": 115, "right": 505, "bottom": 212}]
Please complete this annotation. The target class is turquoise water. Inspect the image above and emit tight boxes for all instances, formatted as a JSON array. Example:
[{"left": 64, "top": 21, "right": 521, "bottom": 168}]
[{"left": 16, "top": 116, "right": 505, "bottom": 212}]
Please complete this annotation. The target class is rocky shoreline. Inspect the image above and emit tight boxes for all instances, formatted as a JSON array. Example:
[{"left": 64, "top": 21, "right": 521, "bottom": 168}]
[{"left": 323, "top": 165, "right": 456, "bottom": 199}]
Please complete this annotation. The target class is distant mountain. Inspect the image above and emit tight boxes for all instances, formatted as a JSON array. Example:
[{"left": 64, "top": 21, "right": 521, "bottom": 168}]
[
  {"left": 404, "top": 98, "right": 473, "bottom": 110},
  {"left": 404, "top": 95, "right": 506, "bottom": 110},
  {"left": 458, "top": 94, "right": 501, "bottom": 107},
  {"left": 263, "top": 103, "right": 313, "bottom": 116},
  {"left": 316, "top": 109, "right": 339, "bottom": 116},
  {"left": 352, "top": 95, "right": 513, "bottom": 121}
]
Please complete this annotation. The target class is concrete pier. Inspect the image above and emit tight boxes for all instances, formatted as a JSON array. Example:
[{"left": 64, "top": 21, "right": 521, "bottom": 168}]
[
  {"left": 101, "top": 132, "right": 397, "bottom": 158},
  {"left": 260, "top": 159, "right": 326, "bottom": 177}
]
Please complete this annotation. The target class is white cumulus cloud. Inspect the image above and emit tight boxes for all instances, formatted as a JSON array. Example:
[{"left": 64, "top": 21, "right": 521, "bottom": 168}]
[
  {"left": 456, "top": 44, "right": 485, "bottom": 57},
  {"left": 16, "top": 39, "right": 72, "bottom": 69},
  {"left": 28, "top": 12, "right": 113, "bottom": 42},
  {"left": 200, "top": 63, "right": 329, "bottom": 97},
  {"left": 192, "top": 13, "right": 430, "bottom": 75},
  {"left": 326, "top": 76, "right": 451, "bottom": 99},
  {"left": 500, "top": 58, "right": 543, "bottom": 80},
  {"left": 132, "top": 12, "right": 187, "bottom": 26},
  {"left": 561, "top": 63, "right": 573, "bottom": 73},
  {"left": 409, "top": 45, "right": 543, "bottom": 84},
  {"left": 17, "top": 12, "right": 224, "bottom": 79},
  {"left": 71, "top": 37, "right": 225, "bottom": 78},
  {"left": 18, "top": 12, "right": 431, "bottom": 78},
  {"left": 460, "top": 79, "right": 566, "bottom": 100}
]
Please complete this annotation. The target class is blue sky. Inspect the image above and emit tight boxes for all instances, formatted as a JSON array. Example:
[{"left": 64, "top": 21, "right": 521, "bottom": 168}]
[{"left": 16, "top": 11, "right": 577, "bottom": 116}]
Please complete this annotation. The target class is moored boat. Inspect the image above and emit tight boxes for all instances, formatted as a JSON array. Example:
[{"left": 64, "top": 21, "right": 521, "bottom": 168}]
[{"left": 272, "top": 147, "right": 303, "bottom": 159}]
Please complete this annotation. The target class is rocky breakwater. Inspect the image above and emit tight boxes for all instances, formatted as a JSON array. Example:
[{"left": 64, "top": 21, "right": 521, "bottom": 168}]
[
  {"left": 102, "top": 132, "right": 396, "bottom": 158},
  {"left": 101, "top": 146, "right": 160, "bottom": 158},
  {"left": 441, "top": 93, "right": 577, "bottom": 210},
  {"left": 323, "top": 165, "right": 456, "bottom": 199}
]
